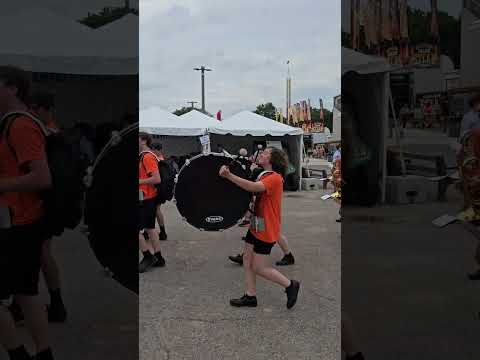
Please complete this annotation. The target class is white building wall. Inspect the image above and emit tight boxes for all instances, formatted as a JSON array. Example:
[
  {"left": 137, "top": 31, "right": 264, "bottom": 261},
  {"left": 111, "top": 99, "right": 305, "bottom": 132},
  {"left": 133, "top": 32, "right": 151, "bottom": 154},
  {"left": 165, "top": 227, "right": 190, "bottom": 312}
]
[{"left": 460, "top": 8, "right": 480, "bottom": 88}]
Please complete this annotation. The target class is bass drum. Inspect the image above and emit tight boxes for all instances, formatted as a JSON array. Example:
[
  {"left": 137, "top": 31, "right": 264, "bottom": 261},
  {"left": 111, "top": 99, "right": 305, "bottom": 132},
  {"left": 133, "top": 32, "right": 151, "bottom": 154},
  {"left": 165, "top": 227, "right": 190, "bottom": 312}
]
[
  {"left": 174, "top": 153, "right": 252, "bottom": 231},
  {"left": 84, "top": 123, "right": 138, "bottom": 294}
]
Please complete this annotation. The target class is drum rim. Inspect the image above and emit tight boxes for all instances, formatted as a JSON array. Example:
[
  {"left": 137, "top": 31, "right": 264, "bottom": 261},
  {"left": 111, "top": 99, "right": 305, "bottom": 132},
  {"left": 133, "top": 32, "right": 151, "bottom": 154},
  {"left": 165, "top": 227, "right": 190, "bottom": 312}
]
[
  {"left": 173, "top": 152, "right": 238, "bottom": 197},
  {"left": 90, "top": 122, "right": 138, "bottom": 175}
]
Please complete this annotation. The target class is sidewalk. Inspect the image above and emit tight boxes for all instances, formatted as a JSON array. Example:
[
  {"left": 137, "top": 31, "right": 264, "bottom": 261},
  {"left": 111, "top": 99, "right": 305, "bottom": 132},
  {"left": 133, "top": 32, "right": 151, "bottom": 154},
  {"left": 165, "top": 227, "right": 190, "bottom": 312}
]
[
  {"left": 343, "top": 191, "right": 480, "bottom": 359},
  {"left": 140, "top": 190, "right": 341, "bottom": 360}
]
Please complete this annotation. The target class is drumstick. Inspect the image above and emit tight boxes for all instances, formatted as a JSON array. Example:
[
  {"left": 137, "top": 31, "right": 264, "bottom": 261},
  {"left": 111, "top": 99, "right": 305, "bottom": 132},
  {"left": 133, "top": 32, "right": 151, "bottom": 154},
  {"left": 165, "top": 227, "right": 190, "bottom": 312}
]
[{"left": 253, "top": 144, "right": 263, "bottom": 164}]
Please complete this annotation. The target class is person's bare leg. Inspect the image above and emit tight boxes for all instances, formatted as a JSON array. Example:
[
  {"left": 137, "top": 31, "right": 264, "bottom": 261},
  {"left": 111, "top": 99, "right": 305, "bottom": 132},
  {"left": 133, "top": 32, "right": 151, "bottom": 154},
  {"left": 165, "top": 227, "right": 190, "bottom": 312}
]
[
  {"left": 156, "top": 206, "right": 165, "bottom": 227},
  {"left": 342, "top": 311, "right": 362, "bottom": 357},
  {"left": 16, "top": 294, "right": 50, "bottom": 352},
  {"left": 41, "top": 238, "right": 67, "bottom": 322},
  {"left": 147, "top": 229, "right": 162, "bottom": 254},
  {"left": 41, "top": 239, "right": 61, "bottom": 291},
  {"left": 156, "top": 206, "right": 167, "bottom": 240},
  {"left": 252, "top": 254, "right": 290, "bottom": 288},
  {"left": 277, "top": 233, "right": 290, "bottom": 255},
  {"left": 0, "top": 303, "right": 22, "bottom": 350},
  {"left": 139, "top": 232, "right": 153, "bottom": 253},
  {"left": 243, "top": 244, "right": 256, "bottom": 296}
]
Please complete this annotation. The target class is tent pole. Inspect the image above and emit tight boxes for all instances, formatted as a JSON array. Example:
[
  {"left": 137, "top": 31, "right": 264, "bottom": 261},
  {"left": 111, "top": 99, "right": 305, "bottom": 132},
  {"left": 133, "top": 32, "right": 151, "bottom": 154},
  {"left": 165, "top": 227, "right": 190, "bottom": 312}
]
[
  {"left": 388, "top": 89, "right": 407, "bottom": 176},
  {"left": 299, "top": 134, "right": 303, "bottom": 191}
]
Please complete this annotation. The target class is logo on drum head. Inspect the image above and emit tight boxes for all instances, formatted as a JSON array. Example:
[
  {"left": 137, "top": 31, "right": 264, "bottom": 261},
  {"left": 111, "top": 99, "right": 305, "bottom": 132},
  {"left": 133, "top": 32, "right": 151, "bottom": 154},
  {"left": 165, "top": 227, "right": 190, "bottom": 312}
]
[{"left": 205, "top": 216, "right": 224, "bottom": 224}]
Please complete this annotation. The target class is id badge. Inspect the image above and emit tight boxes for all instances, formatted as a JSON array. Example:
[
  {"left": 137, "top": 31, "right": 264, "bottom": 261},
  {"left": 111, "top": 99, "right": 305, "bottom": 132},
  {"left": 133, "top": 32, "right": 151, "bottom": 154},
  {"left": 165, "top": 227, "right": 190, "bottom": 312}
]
[
  {"left": 0, "top": 206, "right": 12, "bottom": 229},
  {"left": 252, "top": 216, "right": 265, "bottom": 232},
  {"left": 139, "top": 190, "right": 144, "bottom": 201}
]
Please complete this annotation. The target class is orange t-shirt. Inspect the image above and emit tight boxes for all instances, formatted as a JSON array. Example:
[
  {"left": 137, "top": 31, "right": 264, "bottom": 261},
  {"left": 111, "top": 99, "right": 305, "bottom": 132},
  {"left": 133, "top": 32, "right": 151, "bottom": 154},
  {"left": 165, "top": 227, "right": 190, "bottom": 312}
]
[
  {"left": 250, "top": 172, "right": 283, "bottom": 243},
  {"left": 139, "top": 151, "right": 159, "bottom": 200},
  {"left": 0, "top": 115, "right": 46, "bottom": 225}
]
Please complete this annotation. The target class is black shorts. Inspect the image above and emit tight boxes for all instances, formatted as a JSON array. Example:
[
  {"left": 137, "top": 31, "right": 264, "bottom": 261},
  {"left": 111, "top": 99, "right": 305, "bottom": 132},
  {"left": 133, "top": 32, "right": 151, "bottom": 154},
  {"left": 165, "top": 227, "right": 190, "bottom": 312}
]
[
  {"left": 0, "top": 220, "right": 49, "bottom": 300},
  {"left": 139, "top": 198, "right": 157, "bottom": 231},
  {"left": 244, "top": 230, "right": 275, "bottom": 255}
]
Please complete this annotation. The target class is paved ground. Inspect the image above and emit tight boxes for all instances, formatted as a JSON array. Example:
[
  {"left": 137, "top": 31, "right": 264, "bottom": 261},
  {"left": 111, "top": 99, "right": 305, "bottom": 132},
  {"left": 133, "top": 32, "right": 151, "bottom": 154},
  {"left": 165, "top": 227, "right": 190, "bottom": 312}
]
[
  {"left": 343, "top": 188, "right": 480, "bottom": 359},
  {"left": 0, "top": 229, "right": 138, "bottom": 360},
  {"left": 341, "top": 127, "right": 480, "bottom": 358},
  {"left": 140, "top": 190, "right": 341, "bottom": 360}
]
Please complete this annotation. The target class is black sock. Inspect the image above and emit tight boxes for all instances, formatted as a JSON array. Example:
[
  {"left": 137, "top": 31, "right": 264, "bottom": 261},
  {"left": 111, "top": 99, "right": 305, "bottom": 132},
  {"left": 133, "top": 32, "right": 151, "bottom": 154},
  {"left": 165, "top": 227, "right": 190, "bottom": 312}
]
[
  {"left": 154, "top": 251, "right": 163, "bottom": 259},
  {"left": 36, "top": 348, "right": 54, "bottom": 360},
  {"left": 7, "top": 346, "right": 31, "bottom": 360},
  {"left": 142, "top": 251, "right": 152, "bottom": 259},
  {"left": 286, "top": 280, "right": 293, "bottom": 290},
  {"left": 49, "top": 288, "right": 63, "bottom": 307},
  {"left": 159, "top": 226, "right": 166, "bottom": 233},
  {"left": 346, "top": 352, "right": 364, "bottom": 360},
  {"left": 245, "top": 294, "right": 256, "bottom": 299}
]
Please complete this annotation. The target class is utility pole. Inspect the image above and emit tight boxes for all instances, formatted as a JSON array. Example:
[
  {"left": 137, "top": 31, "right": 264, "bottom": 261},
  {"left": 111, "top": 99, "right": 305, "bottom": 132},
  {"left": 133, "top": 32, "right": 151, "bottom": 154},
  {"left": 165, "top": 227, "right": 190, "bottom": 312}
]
[
  {"left": 286, "top": 60, "right": 292, "bottom": 124},
  {"left": 187, "top": 101, "right": 198, "bottom": 109},
  {"left": 194, "top": 66, "right": 212, "bottom": 114}
]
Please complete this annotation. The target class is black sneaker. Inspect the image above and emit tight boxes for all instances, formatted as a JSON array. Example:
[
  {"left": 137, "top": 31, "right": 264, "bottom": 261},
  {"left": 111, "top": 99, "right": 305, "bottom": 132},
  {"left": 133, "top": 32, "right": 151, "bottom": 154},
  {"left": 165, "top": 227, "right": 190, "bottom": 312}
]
[
  {"left": 139, "top": 255, "right": 158, "bottom": 273},
  {"left": 285, "top": 280, "right": 300, "bottom": 309},
  {"left": 468, "top": 269, "right": 480, "bottom": 280},
  {"left": 47, "top": 304, "right": 67, "bottom": 323},
  {"left": 276, "top": 253, "right": 295, "bottom": 266},
  {"left": 336, "top": 217, "right": 342, "bottom": 223},
  {"left": 228, "top": 254, "right": 243, "bottom": 265},
  {"left": 346, "top": 352, "right": 365, "bottom": 360},
  {"left": 159, "top": 231, "right": 167, "bottom": 241},
  {"left": 230, "top": 294, "right": 257, "bottom": 307},
  {"left": 8, "top": 301, "right": 24, "bottom": 324},
  {"left": 154, "top": 254, "right": 166, "bottom": 267}
]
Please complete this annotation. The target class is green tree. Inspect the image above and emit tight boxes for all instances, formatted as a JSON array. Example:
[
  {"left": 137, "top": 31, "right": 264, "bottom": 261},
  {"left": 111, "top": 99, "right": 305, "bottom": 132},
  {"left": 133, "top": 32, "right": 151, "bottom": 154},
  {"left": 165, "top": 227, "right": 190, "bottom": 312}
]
[
  {"left": 173, "top": 107, "right": 194, "bottom": 116},
  {"left": 254, "top": 103, "right": 277, "bottom": 120},
  {"left": 79, "top": 6, "right": 138, "bottom": 29},
  {"left": 310, "top": 107, "right": 333, "bottom": 131}
]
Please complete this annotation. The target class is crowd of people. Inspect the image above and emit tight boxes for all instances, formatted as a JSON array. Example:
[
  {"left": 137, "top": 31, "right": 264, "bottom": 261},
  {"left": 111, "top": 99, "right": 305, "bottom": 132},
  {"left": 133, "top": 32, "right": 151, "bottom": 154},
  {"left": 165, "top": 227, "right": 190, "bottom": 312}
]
[{"left": 398, "top": 97, "right": 449, "bottom": 130}]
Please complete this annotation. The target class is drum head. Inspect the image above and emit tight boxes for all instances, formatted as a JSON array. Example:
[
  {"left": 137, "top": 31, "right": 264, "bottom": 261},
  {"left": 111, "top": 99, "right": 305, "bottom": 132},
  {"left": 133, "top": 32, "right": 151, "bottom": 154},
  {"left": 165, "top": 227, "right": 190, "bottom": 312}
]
[
  {"left": 85, "top": 123, "right": 138, "bottom": 294},
  {"left": 174, "top": 153, "right": 252, "bottom": 231}
]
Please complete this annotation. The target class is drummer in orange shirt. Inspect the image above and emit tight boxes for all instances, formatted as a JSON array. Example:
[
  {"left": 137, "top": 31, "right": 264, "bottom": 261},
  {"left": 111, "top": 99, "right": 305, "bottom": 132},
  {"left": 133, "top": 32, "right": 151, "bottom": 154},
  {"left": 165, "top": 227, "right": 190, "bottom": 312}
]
[
  {"left": 219, "top": 147, "right": 300, "bottom": 309},
  {"left": 139, "top": 133, "right": 164, "bottom": 273}
]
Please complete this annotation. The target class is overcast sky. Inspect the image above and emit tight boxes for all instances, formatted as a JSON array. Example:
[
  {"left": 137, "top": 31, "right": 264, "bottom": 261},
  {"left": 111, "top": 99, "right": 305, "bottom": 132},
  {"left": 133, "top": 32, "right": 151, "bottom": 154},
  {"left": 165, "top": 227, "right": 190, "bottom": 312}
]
[{"left": 140, "top": 0, "right": 341, "bottom": 116}]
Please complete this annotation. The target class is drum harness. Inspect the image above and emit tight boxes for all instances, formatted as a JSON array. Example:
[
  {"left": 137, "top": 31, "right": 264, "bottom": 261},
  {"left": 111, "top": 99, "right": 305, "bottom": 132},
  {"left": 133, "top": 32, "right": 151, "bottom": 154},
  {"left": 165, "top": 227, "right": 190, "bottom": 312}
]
[{"left": 247, "top": 169, "right": 274, "bottom": 233}]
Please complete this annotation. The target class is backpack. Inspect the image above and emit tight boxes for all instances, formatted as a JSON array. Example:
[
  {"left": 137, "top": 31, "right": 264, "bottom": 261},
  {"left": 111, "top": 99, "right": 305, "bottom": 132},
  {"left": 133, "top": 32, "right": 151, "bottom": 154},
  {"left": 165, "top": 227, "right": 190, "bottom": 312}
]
[
  {"left": 1, "top": 111, "right": 85, "bottom": 236},
  {"left": 140, "top": 151, "right": 177, "bottom": 203}
]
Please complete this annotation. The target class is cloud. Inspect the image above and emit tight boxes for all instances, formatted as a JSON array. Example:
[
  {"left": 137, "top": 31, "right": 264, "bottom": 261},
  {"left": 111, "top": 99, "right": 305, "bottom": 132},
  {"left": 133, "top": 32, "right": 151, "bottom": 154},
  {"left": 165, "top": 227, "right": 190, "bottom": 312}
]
[{"left": 140, "top": 0, "right": 341, "bottom": 116}]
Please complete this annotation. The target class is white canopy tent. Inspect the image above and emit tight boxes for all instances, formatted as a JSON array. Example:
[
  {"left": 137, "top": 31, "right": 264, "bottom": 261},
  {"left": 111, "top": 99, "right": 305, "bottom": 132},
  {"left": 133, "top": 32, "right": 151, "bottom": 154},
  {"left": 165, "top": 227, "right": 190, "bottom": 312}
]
[
  {"left": 0, "top": 8, "right": 136, "bottom": 75},
  {"left": 140, "top": 107, "right": 212, "bottom": 156},
  {"left": 209, "top": 111, "right": 304, "bottom": 190},
  {"left": 0, "top": 9, "right": 138, "bottom": 127},
  {"left": 180, "top": 109, "right": 220, "bottom": 128},
  {"left": 342, "top": 47, "right": 392, "bottom": 203},
  {"left": 95, "top": 13, "right": 138, "bottom": 60},
  {"left": 342, "top": 47, "right": 392, "bottom": 75}
]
